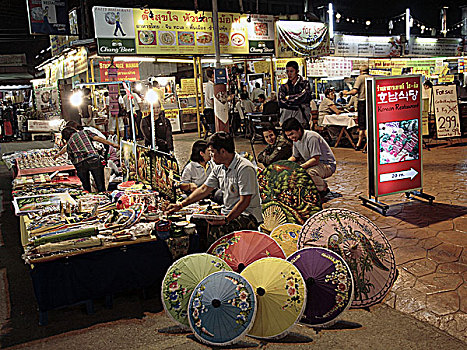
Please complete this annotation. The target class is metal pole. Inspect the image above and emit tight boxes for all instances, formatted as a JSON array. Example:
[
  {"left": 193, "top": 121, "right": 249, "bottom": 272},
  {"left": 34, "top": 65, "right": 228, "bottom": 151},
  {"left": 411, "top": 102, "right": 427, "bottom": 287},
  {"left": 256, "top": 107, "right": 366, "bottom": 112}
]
[
  {"left": 150, "top": 103, "right": 156, "bottom": 150},
  {"left": 128, "top": 84, "right": 137, "bottom": 143},
  {"left": 193, "top": 56, "right": 201, "bottom": 138},
  {"left": 212, "top": 0, "right": 221, "bottom": 68}
]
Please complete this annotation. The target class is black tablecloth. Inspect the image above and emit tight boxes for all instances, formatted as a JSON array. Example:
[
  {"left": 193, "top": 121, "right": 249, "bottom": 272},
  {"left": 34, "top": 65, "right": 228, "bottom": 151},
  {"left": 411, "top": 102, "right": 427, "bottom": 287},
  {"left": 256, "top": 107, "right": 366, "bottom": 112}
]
[{"left": 30, "top": 240, "right": 173, "bottom": 311}]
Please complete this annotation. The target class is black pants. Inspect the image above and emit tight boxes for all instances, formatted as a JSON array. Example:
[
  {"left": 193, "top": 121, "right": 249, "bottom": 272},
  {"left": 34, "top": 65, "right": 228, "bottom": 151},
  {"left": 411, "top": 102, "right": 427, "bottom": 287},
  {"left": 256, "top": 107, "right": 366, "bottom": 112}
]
[{"left": 75, "top": 156, "right": 105, "bottom": 193}]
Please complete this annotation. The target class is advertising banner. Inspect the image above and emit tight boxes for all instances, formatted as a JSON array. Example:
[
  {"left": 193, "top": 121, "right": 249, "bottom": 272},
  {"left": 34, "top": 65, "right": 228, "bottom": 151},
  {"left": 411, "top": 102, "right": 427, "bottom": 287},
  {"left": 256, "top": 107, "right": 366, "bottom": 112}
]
[
  {"left": 247, "top": 14, "right": 275, "bottom": 55},
  {"left": 410, "top": 38, "right": 462, "bottom": 57},
  {"left": 93, "top": 7, "right": 137, "bottom": 55},
  {"left": 99, "top": 61, "right": 140, "bottom": 82},
  {"left": 27, "top": 0, "right": 69, "bottom": 35},
  {"left": 333, "top": 35, "right": 401, "bottom": 58},
  {"left": 371, "top": 75, "right": 422, "bottom": 197},
  {"left": 275, "top": 21, "right": 329, "bottom": 58},
  {"left": 432, "top": 85, "right": 461, "bottom": 138},
  {"left": 93, "top": 7, "right": 252, "bottom": 56}
]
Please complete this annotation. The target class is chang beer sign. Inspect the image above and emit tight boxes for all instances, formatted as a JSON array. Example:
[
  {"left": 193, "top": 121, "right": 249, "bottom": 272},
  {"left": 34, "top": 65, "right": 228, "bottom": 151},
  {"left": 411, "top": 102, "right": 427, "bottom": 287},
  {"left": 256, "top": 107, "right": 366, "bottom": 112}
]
[
  {"left": 248, "top": 15, "right": 275, "bottom": 55},
  {"left": 93, "top": 6, "right": 136, "bottom": 55},
  {"left": 97, "top": 38, "right": 136, "bottom": 54}
]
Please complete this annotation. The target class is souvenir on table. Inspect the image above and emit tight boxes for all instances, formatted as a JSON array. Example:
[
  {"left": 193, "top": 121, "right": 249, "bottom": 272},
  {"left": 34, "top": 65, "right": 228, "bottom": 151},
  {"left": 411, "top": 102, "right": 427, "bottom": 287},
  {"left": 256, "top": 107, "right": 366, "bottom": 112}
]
[
  {"left": 258, "top": 161, "right": 322, "bottom": 230},
  {"left": 288, "top": 247, "right": 354, "bottom": 327},
  {"left": 150, "top": 150, "right": 180, "bottom": 203},
  {"left": 136, "top": 144, "right": 152, "bottom": 186},
  {"left": 298, "top": 208, "right": 397, "bottom": 309},
  {"left": 120, "top": 141, "right": 137, "bottom": 182},
  {"left": 13, "top": 193, "right": 76, "bottom": 216}
]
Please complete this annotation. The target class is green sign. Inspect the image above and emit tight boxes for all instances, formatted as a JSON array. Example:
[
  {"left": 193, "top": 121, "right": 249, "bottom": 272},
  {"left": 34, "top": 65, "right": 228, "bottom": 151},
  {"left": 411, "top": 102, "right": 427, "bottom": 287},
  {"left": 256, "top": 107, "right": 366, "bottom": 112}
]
[
  {"left": 249, "top": 40, "right": 275, "bottom": 55},
  {"left": 97, "top": 38, "right": 136, "bottom": 55}
]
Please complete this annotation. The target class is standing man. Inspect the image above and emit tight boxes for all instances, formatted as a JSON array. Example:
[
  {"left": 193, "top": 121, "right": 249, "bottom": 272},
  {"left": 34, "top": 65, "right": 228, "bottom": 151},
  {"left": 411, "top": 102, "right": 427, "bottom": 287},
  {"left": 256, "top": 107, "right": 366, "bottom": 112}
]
[
  {"left": 278, "top": 61, "right": 312, "bottom": 127},
  {"left": 166, "top": 132, "right": 262, "bottom": 245},
  {"left": 343, "top": 65, "right": 370, "bottom": 151},
  {"left": 283, "top": 118, "right": 336, "bottom": 195},
  {"left": 257, "top": 124, "right": 292, "bottom": 167},
  {"left": 204, "top": 68, "right": 215, "bottom": 134},
  {"left": 79, "top": 88, "right": 94, "bottom": 127}
]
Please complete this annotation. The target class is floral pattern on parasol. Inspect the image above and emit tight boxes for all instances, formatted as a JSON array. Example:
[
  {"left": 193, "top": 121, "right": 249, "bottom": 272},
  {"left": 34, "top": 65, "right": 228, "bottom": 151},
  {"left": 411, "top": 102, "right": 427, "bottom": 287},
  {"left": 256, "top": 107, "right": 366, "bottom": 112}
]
[
  {"left": 258, "top": 161, "right": 322, "bottom": 227},
  {"left": 298, "top": 208, "right": 396, "bottom": 308},
  {"left": 188, "top": 271, "right": 257, "bottom": 346},
  {"left": 271, "top": 223, "right": 302, "bottom": 257}
]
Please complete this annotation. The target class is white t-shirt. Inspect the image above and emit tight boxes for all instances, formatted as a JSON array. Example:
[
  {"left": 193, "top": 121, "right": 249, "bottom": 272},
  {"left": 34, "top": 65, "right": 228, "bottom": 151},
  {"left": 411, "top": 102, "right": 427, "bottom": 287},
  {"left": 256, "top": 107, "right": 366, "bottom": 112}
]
[{"left": 205, "top": 81, "right": 214, "bottom": 109}]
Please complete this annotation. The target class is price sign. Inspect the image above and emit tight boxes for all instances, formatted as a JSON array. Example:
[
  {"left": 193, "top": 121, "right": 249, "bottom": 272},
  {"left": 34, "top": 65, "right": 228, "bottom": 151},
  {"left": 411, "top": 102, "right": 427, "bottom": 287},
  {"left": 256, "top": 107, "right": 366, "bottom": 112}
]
[
  {"left": 369, "top": 75, "right": 423, "bottom": 197},
  {"left": 432, "top": 85, "right": 461, "bottom": 138}
]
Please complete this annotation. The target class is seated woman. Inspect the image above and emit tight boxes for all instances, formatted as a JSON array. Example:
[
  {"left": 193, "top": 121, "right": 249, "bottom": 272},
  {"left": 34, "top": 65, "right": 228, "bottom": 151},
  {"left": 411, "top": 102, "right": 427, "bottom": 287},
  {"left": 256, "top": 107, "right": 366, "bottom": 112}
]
[
  {"left": 180, "top": 140, "right": 213, "bottom": 193},
  {"left": 180, "top": 140, "right": 223, "bottom": 203},
  {"left": 318, "top": 88, "right": 342, "bottom": 142},
  {"left": 140, "top": 100, "right": 174, "bottom": 153}
]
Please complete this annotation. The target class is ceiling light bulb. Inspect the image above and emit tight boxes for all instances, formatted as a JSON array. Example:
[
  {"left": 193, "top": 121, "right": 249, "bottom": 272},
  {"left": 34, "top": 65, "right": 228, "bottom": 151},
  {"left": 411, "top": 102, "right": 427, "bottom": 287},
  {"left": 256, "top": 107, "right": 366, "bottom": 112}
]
[{"left": 365, "top": 20, "right": 371, "bottom": 26}]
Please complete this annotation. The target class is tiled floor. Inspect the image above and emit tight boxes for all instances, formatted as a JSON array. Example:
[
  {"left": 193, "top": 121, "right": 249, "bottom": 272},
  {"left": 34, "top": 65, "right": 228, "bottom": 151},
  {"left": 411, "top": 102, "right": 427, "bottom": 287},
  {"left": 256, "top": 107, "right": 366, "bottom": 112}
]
[{"left": 173, "top": 133, "right": 467, "bottom": 342}]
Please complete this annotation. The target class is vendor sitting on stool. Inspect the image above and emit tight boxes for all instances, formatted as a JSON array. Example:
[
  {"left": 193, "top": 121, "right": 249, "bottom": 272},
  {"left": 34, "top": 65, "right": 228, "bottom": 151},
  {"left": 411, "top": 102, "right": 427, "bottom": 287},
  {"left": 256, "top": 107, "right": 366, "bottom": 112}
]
[
  {"left": 283, "top": 118, "right": 336, "bottom": 196},
  {"left": 54, "top": 126, "right": 119, "bottom": 193},
  {"left": 257, "top": 123, "right": 292, "bottom": 167},
  {"left": 166, "top": 132, "right": 263, "bottom": 245}
]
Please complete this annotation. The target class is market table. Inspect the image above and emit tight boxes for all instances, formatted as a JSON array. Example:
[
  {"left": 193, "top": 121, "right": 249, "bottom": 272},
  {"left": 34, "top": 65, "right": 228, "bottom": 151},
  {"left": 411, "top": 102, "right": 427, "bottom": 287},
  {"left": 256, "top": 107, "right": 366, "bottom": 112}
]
[
  {"left": 16, "top": 164, "right": 75, "bottom": 177},
  {"left": 322, "top": 113, "right": 357, "bottom": 148}
]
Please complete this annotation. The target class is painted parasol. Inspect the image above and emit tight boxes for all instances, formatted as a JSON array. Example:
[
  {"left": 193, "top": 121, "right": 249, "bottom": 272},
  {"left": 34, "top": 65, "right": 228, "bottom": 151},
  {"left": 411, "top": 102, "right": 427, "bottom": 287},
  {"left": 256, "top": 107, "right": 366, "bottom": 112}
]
[
  {"left": 258, "top": 160, "right": 322, "bottom": 229},
  {"left": 288, "top": 247, "right": 354, "bottom": 327},
  {"left": 161, "top": 253, "right": 232, "bottom": 328},
  {"left": 188, "top": 271, "right": 257, "bottom": 346},
  {"left": 241, "top": 257, "right": 306, "bottom": 339},
  {"left": 270, "top": 223, "right": 302, "bottom": 257},
  {"left": 207, "top": 230, "right": 286, "bottom": 272},
  {"left": 298, "top": 208, "right": 397, "bottom": 308}
]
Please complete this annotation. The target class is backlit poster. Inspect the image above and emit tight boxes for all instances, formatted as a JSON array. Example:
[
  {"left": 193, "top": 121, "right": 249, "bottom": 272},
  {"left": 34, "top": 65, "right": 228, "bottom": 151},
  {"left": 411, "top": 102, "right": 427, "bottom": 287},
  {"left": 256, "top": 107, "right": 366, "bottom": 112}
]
[{"left": 371, "top": 75, "right": 422, "bottom": 197}]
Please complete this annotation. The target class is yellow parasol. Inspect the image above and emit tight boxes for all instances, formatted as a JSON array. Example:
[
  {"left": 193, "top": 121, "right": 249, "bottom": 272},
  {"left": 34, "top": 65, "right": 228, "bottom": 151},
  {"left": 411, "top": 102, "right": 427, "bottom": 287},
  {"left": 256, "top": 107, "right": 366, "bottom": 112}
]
[
  {"left": 241, "top": 257, "right": 306, "bottom": 339},
  {"left": 270, "top": 223, "right": 302, "bottom": 257}
]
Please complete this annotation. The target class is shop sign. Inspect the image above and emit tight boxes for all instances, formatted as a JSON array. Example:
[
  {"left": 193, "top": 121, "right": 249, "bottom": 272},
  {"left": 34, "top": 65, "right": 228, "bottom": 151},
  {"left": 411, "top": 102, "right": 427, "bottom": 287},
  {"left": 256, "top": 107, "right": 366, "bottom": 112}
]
[
  {"left": 164, "top": 109, "right": 181, "bottom": 133},
  {"left": 214, "top": 68, "right": 227, "bottom": 84},
  {"left": 247, "top": 15, "right": 275, "bottom": 54},
  {"left": 32, "top": 79, "right": 61, "bottom": 113},
  {"left": 28, "top": 120, "right": 51, "bottom": 132},
  {"left": 73, "top": 47, "right": 88, "bottom": 75},
  {"left": 0, "top": 54, "right": 26, "bottom": 66},
  {"left": 438, "top": 75, "right": 454, "bottom": 83},
  {"left": 432, "top": 85, "right": 461, "bottom": 138},
  {"left": 93, "top": 7, "right": 252, "bottom": 55},
  {"left": 99, "top": 61, "right": 140, "bottom": 82},
  {"left": 132, "top": 9, "right": 248, "bottom": 55},
  {"left": 27, "top": 0, "right": 70, "bottom": 35},
  {"left": 50, "top": 35, "right": 79, "bottom": 56},
  {"left": 410, "top": 38, "right": 462, "bottom": 57},
  {"left": 334, "top": 35, "right": 401, "bottom": 58},
  {"left": 275, "top": 21, "right": 329, "bottom": 58},
  {"left": 370, "top": 75, "right": 422, "bottom": 197},
  {"left": 253, "top": 61, "right": 270, "bottom": 74},
  {"left": 180, "top": 79, "right": 196, "bottom": 94}
]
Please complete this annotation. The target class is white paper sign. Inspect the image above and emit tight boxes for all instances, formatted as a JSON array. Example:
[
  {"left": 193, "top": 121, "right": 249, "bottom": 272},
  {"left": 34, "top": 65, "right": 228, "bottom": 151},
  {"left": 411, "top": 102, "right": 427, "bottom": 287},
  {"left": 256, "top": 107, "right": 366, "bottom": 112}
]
[{"left": 432, "top": 85, "right": 461, "bottom": 138}]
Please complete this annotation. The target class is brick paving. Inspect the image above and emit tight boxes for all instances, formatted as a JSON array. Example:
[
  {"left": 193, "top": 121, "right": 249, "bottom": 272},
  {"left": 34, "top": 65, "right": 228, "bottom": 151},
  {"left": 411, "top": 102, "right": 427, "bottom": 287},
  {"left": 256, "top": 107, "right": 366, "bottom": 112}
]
[{"left": 174, "top": 133, "right": 467, "bottom": 343}]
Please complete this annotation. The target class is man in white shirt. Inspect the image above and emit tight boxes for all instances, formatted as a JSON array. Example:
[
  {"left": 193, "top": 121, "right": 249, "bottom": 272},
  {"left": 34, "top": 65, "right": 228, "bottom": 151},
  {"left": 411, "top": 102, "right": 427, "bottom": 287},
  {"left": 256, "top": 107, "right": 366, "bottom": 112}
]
[
  {"left": 250, "top": 82, "right": 265, "bottom": 102},
  {"left": 283, "top": 117, "right": 336, "bottom": 195},
  {"left": 204, "top": 68, "right": 215, "bottom": 134},
  {"left": 166, "top": 132, "right": 262, "bottom": 245}
]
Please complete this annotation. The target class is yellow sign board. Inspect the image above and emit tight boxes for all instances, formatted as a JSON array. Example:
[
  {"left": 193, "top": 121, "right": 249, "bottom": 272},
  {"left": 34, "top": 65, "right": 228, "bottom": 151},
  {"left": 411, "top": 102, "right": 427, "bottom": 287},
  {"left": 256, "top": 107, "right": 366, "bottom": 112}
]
[
  {"left": 133, "top": 9, "right": 248, "bottom": 55},
  {"left": 438, "top": 75, "right": 454, "bottom": 83},
  {"left": 253, "top": 60, "right": 270, "bottom": 73},
  {"left": 181, "top": 79, "right": 196, "bottom": 94}
]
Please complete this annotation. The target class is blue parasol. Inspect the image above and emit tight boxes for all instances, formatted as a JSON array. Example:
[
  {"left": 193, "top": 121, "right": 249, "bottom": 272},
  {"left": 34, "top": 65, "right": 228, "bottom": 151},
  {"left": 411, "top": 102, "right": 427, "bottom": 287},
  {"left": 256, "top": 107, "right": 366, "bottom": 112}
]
[{"left": 188, "top": 271, "right": 257, "bottom": 346}]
